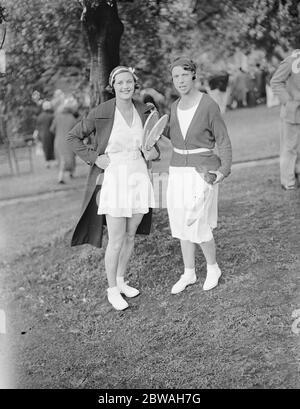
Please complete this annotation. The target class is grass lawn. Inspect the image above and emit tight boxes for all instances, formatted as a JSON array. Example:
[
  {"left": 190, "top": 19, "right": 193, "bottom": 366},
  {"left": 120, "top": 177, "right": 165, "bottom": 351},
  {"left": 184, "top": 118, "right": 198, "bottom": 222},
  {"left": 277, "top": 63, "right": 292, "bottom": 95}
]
[
  {"left": 1, "top": 160, "right": 299, "bottom": 388},
  {"left": 224, "top": 105, "right": 280, "bottom": 163}
]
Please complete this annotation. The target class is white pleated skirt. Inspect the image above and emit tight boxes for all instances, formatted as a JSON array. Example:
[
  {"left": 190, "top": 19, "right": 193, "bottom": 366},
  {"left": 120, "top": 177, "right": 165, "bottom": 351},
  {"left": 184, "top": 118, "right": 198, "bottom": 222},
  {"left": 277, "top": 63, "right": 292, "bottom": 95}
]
[
  {"left": 166, "top": 166, "right": 218, "bottom": 243},
  {"left": 98, "top": 151, "right": 155, "bottom": 218}
]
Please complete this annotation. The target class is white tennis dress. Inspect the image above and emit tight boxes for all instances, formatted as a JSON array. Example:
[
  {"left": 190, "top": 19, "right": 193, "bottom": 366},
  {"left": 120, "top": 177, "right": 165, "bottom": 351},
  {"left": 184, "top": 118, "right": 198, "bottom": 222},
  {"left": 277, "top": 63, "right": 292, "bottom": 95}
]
[
  {"left": 98, "top": 106, "right": 155, "bottom": 217},
  {"left": 167, "top": 100, "right": 218, "bottom": 243}
]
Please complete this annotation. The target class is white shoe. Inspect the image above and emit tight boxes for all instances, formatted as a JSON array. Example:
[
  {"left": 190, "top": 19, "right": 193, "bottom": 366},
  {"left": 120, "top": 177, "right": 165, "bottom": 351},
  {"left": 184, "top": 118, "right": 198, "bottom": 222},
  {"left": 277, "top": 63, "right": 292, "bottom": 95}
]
[
  {"left": 171, "top": 274, "right": 197, "bottom": 294},
  {"left": 117, "top": 282, "right": 140, "bottom": 298},
  {"left": 107, "top": 287, "right": 129, "bottom": 310},
  {"left": 203, "top": 267, "right": 221, "bottom": 291}
]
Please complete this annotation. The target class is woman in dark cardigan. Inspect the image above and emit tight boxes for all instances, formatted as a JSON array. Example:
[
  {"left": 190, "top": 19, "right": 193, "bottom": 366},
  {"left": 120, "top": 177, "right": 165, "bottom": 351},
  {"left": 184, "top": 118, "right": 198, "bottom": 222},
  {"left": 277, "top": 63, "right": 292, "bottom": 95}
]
[
  {"left": 67, "top": 66, "right": 160, "bottom": 311},
  {"left": 167, "top": 57, "right": 232, "bottom": 294}
]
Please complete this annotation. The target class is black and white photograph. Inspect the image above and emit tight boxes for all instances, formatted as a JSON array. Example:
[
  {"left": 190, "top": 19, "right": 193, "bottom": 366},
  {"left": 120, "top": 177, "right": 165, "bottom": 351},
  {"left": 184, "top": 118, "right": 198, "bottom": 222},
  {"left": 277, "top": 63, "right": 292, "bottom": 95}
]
[{"left": 0, "top": 0, "right": 299, "bottom": 392}]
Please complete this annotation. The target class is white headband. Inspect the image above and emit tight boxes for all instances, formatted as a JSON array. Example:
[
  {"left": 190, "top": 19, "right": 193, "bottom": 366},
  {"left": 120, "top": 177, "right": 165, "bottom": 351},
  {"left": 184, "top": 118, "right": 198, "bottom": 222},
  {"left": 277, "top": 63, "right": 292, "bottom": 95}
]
[{"left": 109, "top": 66, "right": 137, "bottom": 87}]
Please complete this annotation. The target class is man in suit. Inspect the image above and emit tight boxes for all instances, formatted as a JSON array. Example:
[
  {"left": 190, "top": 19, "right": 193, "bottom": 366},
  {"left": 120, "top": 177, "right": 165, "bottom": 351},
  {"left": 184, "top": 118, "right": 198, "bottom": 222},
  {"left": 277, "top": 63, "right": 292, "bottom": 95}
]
[{"left": 271, "top": 50, "right": 300, "bottom": 190}]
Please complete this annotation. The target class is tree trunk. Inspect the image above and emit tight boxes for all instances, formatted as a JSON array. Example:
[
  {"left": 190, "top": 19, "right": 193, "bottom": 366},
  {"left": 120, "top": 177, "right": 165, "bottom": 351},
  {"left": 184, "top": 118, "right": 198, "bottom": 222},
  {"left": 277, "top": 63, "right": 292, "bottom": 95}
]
[{"left": 82, "top": 0, "right": 124, "bottom": 107}]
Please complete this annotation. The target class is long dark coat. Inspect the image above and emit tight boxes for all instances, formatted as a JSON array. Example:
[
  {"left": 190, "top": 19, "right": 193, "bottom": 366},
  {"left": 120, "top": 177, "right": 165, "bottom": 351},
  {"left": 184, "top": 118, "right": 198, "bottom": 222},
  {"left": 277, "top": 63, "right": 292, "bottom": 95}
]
[{"left": 66, "top": 98, "right": 154, "bottom": 248}]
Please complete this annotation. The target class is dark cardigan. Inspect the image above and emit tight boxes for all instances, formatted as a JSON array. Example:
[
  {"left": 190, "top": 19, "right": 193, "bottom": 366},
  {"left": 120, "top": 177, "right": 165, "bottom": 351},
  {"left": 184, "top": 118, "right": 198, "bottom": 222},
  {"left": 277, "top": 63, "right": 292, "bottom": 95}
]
[{"left": 169, "top": 94, "right": 232, "bottom": 177}]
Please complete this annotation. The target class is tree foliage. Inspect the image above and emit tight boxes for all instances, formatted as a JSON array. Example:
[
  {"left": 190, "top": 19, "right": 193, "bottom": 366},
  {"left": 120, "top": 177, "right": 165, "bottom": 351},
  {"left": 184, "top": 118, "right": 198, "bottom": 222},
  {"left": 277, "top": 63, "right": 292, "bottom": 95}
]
[
  {"left": 1, "top": 0, "right": 300, "bottom": 134},
  {"left": 245, "top": 0, "right": 300, "bottom": 59},
  {"left": 80, "top": 0, "right": 124, "bottom": 105},
  {"left": 0, "top": 4, "right": 7, "bottom": 23}
]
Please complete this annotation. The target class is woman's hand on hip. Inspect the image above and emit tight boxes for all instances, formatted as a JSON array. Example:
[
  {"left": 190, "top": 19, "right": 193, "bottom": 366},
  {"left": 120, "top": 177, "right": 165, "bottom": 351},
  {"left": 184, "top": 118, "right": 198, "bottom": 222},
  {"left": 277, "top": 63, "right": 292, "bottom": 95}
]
[
  {"left": 95, "top": 154, "right": 110, "bottom": 169},
  {"left": 208, "top": 170, "right": 225, "bottom": 184},
  {"left": 142, "top": 146, "right": 159, "bottom": 161}
]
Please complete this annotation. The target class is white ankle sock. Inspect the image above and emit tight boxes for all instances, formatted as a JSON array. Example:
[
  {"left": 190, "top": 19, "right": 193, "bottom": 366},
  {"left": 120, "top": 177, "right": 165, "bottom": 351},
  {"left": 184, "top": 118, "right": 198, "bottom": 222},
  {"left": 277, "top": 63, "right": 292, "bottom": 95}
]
[
  {"left": 107, "top": 286, "right": 120, "bottom": 294},
  {"left": 207, "top": 263, "right": 219, "bottom": 272},
  {"left": 184, "top": 267, "right": 195, "bottom": 277}
]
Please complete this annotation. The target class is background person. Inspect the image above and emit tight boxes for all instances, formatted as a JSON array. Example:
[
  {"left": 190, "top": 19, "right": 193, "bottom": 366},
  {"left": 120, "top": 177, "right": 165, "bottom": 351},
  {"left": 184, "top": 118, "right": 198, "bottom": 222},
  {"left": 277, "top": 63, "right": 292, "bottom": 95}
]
[
  {"left": 50, "top": 96, "right": 78, "bottom": 183},
  {"left": 271, "top": 49, "right": 300, "bottom": 190},
  {"left": 231, "top": 67, "right": 248, "bottom": 108},
  {"left": 207, "top": 71, "right": 229, "bottom": 114},
  {"left": 33, "top": 101, "right": 55, "bottom": 168}
]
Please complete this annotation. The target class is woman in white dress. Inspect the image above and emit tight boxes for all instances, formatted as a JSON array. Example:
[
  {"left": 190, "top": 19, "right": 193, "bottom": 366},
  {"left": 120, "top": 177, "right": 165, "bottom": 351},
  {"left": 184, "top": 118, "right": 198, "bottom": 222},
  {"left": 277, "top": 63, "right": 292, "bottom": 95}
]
[
  {"left": 67, "top": 66, "right": 159, "bottom": 311},
  {"left": 167, "top": 57, "right": 232, "bottom": 294},
  {"left": 96, "top": 66, "right": 158, "bottom": 311}
]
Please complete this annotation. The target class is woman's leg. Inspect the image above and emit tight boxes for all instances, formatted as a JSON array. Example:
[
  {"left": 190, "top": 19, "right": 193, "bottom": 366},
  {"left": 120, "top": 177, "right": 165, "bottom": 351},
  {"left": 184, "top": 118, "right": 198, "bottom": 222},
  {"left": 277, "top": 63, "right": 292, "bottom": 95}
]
[
  {"left": 58, "top": 159, "right": 65, "bottom": 184},
  {"left": 199, "top": 236, "right": 221, "bottom": 291},
  {"left": 105, "top": 215, "right": 129, "bottom": 310},
  {"left": 171, "top": 240, "right": 197, "bottom": 294},
  {"left": 117, "top": 213, "right": 144, "bottom": 279},
  {"left": 180, "top": 240, "right": 196, "bottom": 269},
  {"left": 105, "top": 215, "right": 127, "bottom": 288},
  {"left": 199, "top": 237, "right": 216, "bottom": 265},
  {"left": 116, "top": 213, "right": 144, "bottom": 297},
  {"left": 58, "top": 169, "right": 65, "bottom": 183}
]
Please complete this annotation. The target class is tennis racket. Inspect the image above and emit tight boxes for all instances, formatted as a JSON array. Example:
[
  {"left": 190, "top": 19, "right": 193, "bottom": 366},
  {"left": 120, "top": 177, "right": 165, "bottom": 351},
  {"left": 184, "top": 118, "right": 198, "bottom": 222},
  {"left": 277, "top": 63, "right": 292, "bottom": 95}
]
[
  {"left": 143, "top": 110, "right": 160, "bottom": 149},
  {"left": 144, "top": 114, "right": 169, "bottom": 150}
]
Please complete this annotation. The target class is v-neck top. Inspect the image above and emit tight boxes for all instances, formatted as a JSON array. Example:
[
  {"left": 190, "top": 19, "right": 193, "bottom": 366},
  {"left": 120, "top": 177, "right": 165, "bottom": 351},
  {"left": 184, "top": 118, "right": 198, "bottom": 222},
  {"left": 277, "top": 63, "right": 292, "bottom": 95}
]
[
  {"left": 169, "top": 93, "right": 232, "bottom": 177},
  {"left": 177, "top": 98, "right": 201, "bottom": 140},
  {"left": 105, "top": 105, "right": 143, "bottom": 154}
]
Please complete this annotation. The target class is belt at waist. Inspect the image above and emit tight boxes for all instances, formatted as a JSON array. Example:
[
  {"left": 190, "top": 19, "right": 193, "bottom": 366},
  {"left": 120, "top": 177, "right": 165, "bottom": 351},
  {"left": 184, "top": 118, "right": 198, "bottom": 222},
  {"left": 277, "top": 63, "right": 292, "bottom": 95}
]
[
  {"left": 106, "top": 150, "right": 142, "bottom": 161},
  {"left": 173, "top": 147, "right": 212, "bottom": 154}
]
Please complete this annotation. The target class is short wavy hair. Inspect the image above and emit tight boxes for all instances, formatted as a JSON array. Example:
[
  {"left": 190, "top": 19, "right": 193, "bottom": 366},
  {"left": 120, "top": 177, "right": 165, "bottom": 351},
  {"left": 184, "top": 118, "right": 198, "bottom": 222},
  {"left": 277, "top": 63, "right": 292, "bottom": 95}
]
[{"left": 170, "top": 57, "right": 197, "bottom": 80}]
